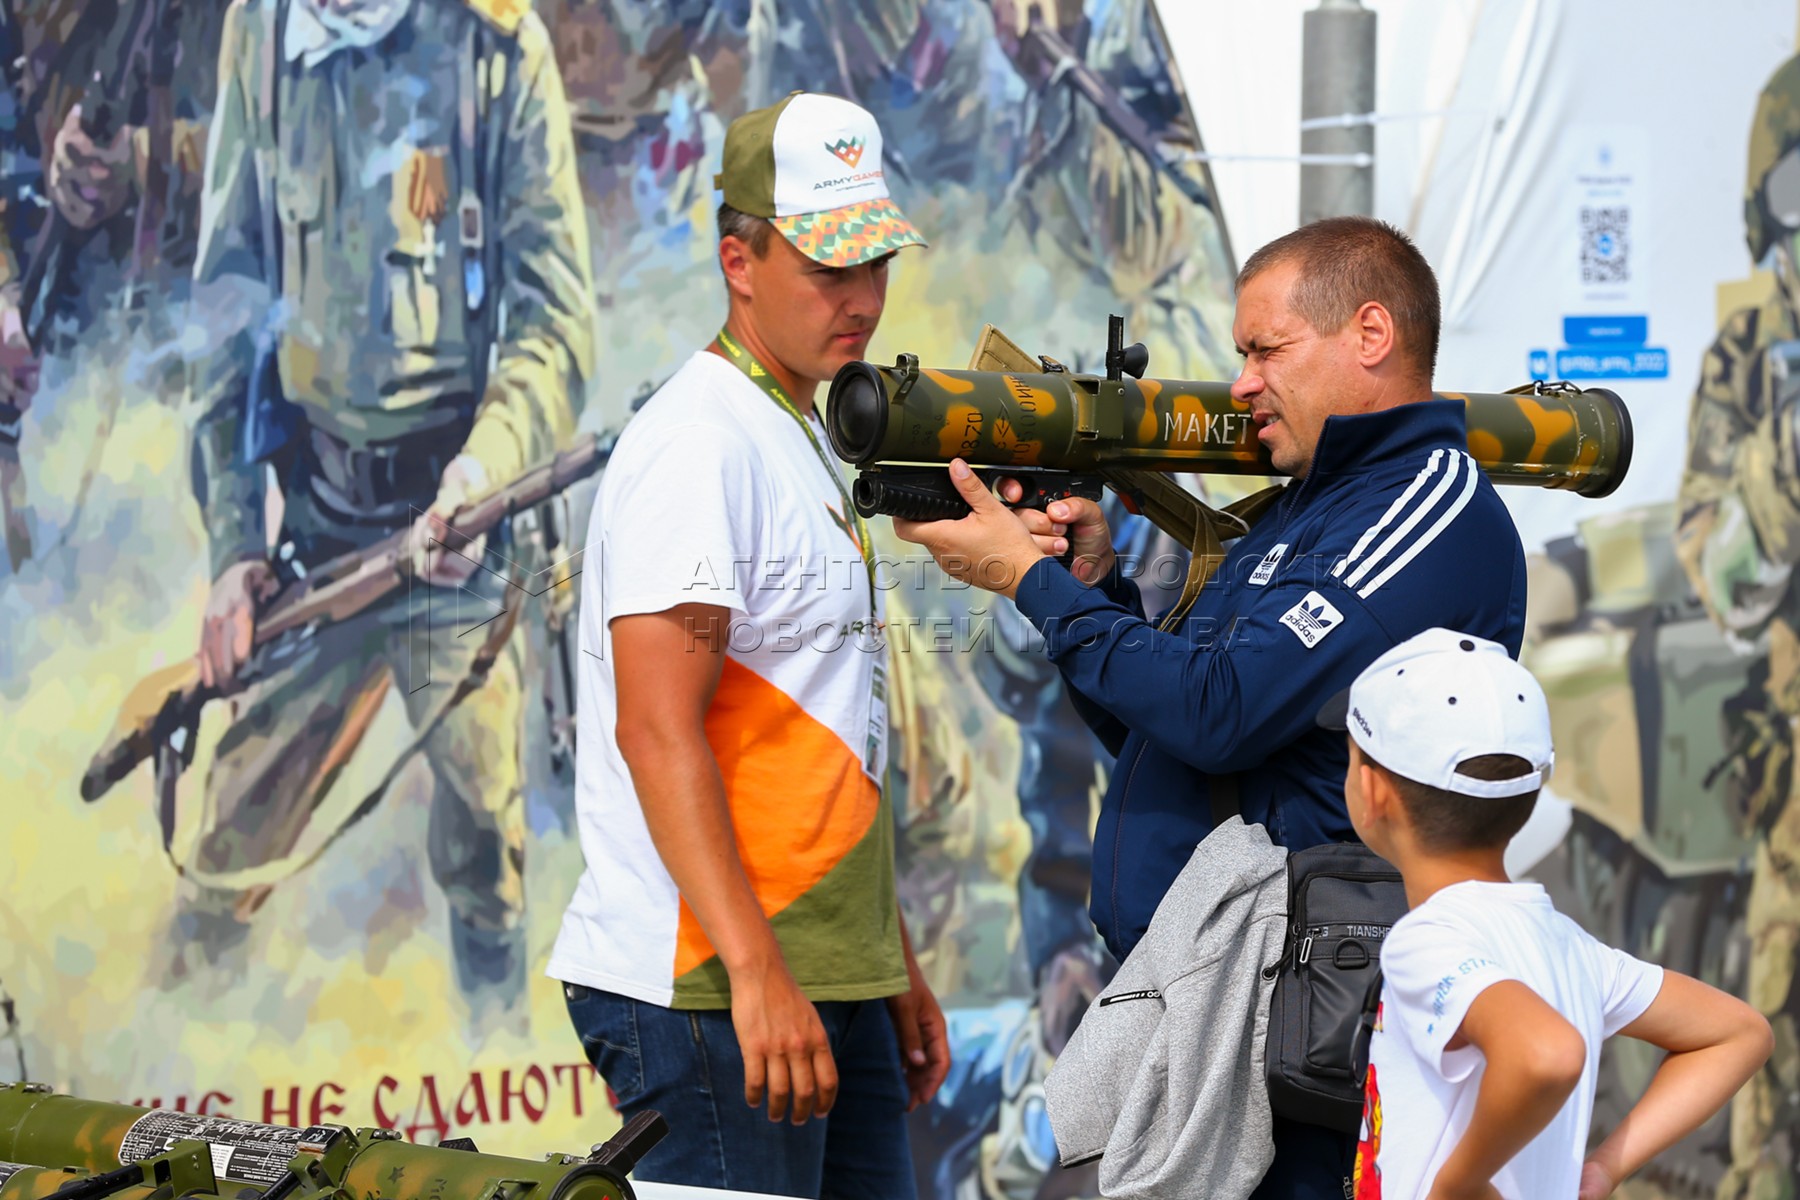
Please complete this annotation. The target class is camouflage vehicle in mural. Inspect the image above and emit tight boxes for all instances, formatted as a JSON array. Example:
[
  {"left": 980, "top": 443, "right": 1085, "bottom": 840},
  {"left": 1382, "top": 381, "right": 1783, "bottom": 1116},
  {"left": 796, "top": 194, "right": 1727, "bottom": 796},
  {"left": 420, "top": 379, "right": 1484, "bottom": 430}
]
[{"left": 1523, "top": 502, "right": 1758, "bottom": 1200}]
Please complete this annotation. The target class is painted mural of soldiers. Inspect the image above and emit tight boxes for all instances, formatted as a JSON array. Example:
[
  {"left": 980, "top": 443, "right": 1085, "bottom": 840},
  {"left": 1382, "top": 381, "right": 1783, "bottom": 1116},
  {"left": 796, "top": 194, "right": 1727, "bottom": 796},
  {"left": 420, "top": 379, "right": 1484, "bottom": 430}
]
[
  {"left": 532, "top": 0, "right": 1234, "bottom": 427},
  {"left": 181, "top": 0, "right": 595, "bottom": 1009},
  {"left": 3, "top": 0, "right": 227, "bottom": 335},
  {"left": 753, "top": 0, "right": 1235, "bottom": 381},
  {"left": 1675, "top": 52, "right": 1800, "bottom": 1200},
  {"left": 0, "top": 0, "right": 227, "bottom": 570}
]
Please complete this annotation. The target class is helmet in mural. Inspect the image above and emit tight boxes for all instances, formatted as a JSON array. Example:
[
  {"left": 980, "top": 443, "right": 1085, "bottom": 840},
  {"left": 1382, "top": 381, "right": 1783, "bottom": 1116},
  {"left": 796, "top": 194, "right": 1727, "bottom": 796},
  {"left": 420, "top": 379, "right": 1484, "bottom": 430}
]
[{"left": 1745, "top": 54, "right": 1800, "bottom": 262}]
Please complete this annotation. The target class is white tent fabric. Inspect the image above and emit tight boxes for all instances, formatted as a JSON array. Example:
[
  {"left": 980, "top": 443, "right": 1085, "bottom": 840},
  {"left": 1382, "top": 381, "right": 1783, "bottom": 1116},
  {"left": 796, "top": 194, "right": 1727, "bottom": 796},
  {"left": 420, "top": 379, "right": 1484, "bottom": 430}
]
[{"left": 1167, "top": 0, "right": 1796, "bottom": 549}]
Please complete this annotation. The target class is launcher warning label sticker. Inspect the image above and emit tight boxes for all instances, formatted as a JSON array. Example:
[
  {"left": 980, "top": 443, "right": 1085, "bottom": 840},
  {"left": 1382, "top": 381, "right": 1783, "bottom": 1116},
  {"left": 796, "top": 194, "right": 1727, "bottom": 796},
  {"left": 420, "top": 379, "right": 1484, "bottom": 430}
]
[{"left": 118, "top": 1112, "right": 336, "bottom": 1186}]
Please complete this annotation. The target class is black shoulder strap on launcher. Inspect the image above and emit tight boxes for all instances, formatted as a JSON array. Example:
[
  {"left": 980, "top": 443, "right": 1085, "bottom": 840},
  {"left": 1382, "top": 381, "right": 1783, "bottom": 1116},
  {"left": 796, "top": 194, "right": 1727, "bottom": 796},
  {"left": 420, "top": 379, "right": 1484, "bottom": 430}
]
[
  {"left": 1103, "top": 461, "right": 1285, "bottom": 821},
  {"left": 1093, "top": 469, "right": 1285, "bottom": 829},
  {"left": 1099, "top": 466, "right": 1284, "bottom": 633}
]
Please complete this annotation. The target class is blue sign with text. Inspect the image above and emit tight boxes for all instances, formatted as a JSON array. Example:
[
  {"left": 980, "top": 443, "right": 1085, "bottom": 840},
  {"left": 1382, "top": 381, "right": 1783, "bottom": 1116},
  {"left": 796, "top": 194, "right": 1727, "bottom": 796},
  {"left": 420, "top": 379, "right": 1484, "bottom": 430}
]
[
  {"left": 1531, "top": 314, "right": 1668, "bottom": 381},
  {"left": 1564, "top": 315, "right": 1648, "bottom": 345}
]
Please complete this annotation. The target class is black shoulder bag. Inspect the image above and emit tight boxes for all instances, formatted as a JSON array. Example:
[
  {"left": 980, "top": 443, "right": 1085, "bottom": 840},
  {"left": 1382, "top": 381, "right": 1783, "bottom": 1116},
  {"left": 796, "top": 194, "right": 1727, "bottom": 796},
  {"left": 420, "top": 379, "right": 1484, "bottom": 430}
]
[{"left": 1211, "top": 779, "right": 1406, "bottom": 1133}]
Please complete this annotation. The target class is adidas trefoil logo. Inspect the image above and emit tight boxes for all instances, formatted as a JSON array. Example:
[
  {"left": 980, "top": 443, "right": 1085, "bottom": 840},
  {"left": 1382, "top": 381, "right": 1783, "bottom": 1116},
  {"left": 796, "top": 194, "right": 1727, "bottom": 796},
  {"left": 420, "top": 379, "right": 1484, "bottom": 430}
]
[
  {"left": 1249, "top": 542, "right": 1288, "bottom": 587},
  {"left": 1279, "top": 590, "right": 1345, "bottom": 649}
]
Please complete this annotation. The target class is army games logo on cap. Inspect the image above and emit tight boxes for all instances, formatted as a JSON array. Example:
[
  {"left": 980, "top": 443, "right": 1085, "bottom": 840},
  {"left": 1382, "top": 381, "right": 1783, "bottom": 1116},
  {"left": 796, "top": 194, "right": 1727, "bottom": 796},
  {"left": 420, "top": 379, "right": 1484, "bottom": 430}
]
[{"left": 716, "top": 92, "right": 927, "bottom": 268}]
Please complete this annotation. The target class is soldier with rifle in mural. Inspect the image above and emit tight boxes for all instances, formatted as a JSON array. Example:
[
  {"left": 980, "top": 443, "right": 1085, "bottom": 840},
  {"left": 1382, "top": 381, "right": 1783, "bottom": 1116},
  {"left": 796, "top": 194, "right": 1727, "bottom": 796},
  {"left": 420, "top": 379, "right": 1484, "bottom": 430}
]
[
  {"left": 1676, "top": 51, "right": 1800, "bottom": 1200},
  {"left": 0, "top": 0, "right": 229, "bottom": 570},
  {"left": 150, "top": 0, "right": 596, "bottom": 1013}
]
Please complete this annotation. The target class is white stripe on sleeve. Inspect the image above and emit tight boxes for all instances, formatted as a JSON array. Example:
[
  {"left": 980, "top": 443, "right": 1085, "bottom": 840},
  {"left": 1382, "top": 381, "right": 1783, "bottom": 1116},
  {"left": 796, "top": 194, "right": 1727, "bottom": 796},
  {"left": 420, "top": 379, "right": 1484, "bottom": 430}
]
[
  {"left": 1343, "top": 451, "right": 1463, "bottom": 590},
  {"left": 1357, "top": 454, "right": 1481, "bottom": 599},
  {"left": 1333, "top": 449, "right": 1445, "bottom": 580}
]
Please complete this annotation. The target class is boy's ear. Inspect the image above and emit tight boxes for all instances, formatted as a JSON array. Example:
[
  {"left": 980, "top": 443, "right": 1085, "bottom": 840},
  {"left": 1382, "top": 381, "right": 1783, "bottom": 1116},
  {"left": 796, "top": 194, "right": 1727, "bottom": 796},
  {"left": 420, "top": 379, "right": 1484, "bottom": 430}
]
[{"left": 1360, "top": 760, "right": 1400, "bottom": 826}]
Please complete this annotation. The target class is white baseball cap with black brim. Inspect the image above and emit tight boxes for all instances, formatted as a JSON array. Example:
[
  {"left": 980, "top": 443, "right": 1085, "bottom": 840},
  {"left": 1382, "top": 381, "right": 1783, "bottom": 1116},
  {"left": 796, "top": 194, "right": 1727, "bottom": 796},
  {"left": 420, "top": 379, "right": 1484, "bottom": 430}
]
[{"left": 1316, "top": 628, "right": 1554, "bottom": 798}]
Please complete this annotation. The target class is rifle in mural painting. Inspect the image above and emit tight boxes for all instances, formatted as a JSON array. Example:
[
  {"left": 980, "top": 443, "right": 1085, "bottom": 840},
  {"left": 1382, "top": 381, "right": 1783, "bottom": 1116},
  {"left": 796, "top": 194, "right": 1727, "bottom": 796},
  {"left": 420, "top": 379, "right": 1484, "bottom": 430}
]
[
  {"left": 826, "top": 316, "right": 1635, "bottom": 539},
  {"left": 0, "top": 1083, "right": 666, "bottom": 1200},
  {"left": 16, "top": 0, "right": 168, "bottom": 342},
  {"left": 2, "top": 0, "right": 173, "bottom": 572},
  {"left": 78, "top": 434, "right": 609, "bottom": 806},
  {"left": 1016, "top": 19, "right": 1220, "bottom": 218}
]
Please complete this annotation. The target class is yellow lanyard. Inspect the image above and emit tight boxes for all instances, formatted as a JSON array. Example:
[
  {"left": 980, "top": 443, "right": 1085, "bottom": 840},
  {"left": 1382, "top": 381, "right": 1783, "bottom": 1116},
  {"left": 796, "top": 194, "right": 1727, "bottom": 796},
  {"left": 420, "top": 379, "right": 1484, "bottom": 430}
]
[{"left": 711, "top": 330, "right": 880, "bottom": 619}]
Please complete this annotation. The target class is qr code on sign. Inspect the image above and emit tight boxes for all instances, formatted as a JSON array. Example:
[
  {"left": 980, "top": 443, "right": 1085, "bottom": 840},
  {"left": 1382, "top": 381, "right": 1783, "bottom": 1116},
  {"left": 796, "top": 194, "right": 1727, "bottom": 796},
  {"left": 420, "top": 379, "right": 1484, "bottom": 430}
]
[{"left": 1581, "top": 206, "right": 1630, "bottom": 284}]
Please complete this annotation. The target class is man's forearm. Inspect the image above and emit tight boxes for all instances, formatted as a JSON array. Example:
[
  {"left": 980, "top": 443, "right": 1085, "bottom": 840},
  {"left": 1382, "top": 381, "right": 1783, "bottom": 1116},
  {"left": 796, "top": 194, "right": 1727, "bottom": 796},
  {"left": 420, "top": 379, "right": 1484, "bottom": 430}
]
[{"left": 620, "top": 721, "right": 784, "bottom": 977}]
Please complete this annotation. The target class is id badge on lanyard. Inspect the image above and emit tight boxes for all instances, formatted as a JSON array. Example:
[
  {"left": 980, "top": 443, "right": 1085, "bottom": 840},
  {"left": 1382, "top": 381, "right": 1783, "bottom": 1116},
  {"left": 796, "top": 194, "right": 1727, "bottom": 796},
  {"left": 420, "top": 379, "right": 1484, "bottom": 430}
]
[{"left": 866, "top": 659, "right": 889, "bottom": 780}]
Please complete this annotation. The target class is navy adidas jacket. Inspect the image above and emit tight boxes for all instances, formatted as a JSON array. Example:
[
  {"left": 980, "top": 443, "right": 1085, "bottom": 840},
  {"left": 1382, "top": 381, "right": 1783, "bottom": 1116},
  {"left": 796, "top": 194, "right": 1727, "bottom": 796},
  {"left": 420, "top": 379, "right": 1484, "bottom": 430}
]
[{"left": 1011, "top": 400, "right": 1528, "bottom": 962}]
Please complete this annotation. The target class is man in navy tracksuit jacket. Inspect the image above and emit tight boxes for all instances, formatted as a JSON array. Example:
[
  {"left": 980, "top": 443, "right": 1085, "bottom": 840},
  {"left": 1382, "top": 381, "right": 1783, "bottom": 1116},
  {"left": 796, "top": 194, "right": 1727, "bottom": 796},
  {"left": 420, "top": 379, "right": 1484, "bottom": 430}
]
[
  {"left": 897, "top": 217, "right": 1528, "bottom": 1198},
  {"left": 1020, "top": 397, "right": 1526, "bottom": 962}
]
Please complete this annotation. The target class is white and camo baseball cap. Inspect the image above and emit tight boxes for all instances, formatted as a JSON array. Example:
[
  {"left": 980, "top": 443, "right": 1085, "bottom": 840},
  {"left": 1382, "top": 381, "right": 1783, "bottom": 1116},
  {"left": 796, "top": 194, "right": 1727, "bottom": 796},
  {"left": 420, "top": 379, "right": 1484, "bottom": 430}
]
[
  {"left": 1318, "top": 628, "right": 1554, "bottom": 799},
  {"left": 715, "top": 91, "right": 927, "bottom": 268}
]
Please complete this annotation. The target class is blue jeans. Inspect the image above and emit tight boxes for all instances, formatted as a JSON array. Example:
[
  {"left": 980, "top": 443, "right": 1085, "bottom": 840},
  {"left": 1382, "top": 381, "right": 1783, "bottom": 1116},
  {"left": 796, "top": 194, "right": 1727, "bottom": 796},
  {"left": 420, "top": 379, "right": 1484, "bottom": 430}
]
[
  {"left": 1251, "top": 1116, "right": 1354, "bottom": 1199},
  {"left": 564, "top": 984, "right": 917, "bottom": 1199}
]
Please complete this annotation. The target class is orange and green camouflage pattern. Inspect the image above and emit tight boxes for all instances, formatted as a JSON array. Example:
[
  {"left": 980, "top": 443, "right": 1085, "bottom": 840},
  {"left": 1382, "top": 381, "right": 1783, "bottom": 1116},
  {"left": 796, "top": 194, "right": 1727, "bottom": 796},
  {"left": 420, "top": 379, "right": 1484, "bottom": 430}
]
[
  {"left": 827, "top": 355, "right": 1633, "bottom": 496},
  {"left": 773, "top": 197, "right": 927, "bottom": 267},
  {"left": 0, "top": 1149, "right": 214, "bottom": 1200}
]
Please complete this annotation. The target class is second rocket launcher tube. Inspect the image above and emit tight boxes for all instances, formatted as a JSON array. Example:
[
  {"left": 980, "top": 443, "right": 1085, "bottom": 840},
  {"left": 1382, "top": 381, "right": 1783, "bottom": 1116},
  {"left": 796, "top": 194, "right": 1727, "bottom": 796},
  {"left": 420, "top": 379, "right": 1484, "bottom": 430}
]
[
  {"left": 826, "top": 357, "right": 1633, "bottom": 499},
  {"left": 0, "top": 1086, "right": 641, "bottom": 1200},
  {"left": 0, "top": 1163, "right": 172, "bottom": 1200}
]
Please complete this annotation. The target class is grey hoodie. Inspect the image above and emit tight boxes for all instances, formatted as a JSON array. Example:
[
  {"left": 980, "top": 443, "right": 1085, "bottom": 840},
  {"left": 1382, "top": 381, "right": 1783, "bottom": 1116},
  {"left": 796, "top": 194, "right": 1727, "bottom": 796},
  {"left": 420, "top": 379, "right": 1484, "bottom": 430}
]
[{"left": 1044, "top": 817, "right": 1288, "bottom": 1199}]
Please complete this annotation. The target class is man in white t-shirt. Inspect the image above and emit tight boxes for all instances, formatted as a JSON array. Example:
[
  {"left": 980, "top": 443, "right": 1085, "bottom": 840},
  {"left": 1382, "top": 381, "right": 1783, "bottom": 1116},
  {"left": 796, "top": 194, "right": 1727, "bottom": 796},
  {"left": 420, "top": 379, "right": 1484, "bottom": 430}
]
[
  {"left": 548, "top": 92, "right": 948, "bottom": 1196},
  {"left": 1323, "top": 629, "right": 1771, "bottom": 1200}
]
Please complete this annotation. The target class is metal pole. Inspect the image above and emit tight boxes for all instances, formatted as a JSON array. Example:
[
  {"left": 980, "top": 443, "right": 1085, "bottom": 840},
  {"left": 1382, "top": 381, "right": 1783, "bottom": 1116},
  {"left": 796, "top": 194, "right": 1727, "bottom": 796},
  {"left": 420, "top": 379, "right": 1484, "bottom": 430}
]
[{"left": 1300, "top": 0, "right": 1377, "bottom": 222}]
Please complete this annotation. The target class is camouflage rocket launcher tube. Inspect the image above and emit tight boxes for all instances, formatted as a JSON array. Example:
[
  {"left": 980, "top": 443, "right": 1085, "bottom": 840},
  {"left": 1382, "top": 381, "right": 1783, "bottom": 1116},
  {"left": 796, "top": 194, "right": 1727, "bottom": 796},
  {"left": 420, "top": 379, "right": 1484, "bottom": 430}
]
[
  {"left": 0, "top": 1085, "right": 663, "bottom": 1200},
  {"left": 826, "top": 354, "right": 1633, "bottom": 522},
  {"left": 0, "top": 1162, "right": 92, "bottom": 1200},
  {"left": 0, "top": 1157, "right": 213, "bottom": 1200}
]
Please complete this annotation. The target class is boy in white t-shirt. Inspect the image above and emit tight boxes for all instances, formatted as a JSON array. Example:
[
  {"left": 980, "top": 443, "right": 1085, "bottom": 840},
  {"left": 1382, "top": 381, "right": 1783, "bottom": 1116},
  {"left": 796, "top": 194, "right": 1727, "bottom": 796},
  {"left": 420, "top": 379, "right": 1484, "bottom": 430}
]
[{"left": 1324, "top": 628, "right": 1771, "bottom": 1200}]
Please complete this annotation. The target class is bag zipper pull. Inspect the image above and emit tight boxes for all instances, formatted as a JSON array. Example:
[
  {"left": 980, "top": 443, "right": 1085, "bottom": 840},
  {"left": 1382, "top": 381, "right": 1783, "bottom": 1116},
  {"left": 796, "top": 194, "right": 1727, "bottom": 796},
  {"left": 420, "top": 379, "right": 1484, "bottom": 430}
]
[{"left": 1298, "top": 936, "right": 1314, "bottom": 965}]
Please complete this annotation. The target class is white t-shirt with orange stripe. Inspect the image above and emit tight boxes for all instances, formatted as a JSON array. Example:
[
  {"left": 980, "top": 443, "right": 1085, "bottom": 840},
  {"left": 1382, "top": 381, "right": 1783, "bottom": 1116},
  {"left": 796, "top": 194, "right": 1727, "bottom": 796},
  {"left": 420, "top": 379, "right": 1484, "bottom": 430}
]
[{"left": 548, "top": 350, "right": 907, "bottom": 1009}]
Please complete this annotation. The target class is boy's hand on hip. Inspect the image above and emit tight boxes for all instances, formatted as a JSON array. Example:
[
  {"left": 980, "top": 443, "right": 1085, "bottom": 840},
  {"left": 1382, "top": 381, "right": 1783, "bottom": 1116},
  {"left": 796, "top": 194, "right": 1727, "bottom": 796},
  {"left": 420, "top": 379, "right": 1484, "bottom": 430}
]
[{"left": 731, "top": 963, "right": 838, "bottom": 1125}]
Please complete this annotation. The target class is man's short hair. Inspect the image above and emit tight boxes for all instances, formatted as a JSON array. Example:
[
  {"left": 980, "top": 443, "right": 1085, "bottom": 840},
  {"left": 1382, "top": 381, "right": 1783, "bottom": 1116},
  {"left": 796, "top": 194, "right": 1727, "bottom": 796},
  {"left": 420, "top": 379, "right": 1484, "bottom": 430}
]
[
  {"left": 1366, "top": 750, "right": 1539, "bottom": 853},
  {"left": 1236, "top": 216, "right": 1441, "bottom": 382},
  {"left": 718, "top": 203, "right": 775, "bottom": 257}
]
